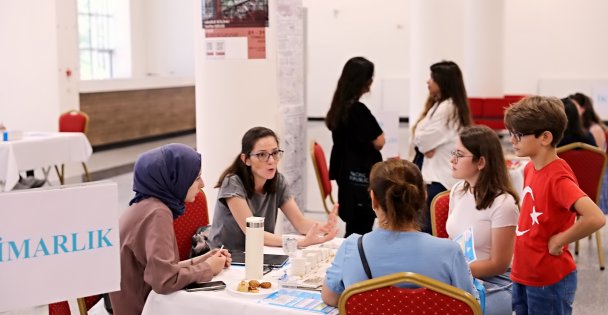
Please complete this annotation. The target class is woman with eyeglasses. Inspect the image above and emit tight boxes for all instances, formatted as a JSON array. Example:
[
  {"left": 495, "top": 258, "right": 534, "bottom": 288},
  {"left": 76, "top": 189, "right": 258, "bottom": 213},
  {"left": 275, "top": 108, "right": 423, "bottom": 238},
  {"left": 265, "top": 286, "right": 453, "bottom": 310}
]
[
  {"left": 410, "top": 60, "right": 473, "bottom": 234},
  {"left": 326, "top": 56, "right": 385, "bottom": 237},
  {"left": 447, "top": 125, "right": 519, "bottom": 315},
  {"left": 208, "top": 126, "right": 338, "bottom": 251}
]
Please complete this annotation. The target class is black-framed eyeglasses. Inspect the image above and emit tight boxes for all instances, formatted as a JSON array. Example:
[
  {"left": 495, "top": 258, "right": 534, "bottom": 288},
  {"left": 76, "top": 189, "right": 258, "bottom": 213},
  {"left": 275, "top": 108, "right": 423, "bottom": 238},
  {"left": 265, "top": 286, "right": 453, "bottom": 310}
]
[
  {"left": 508, "top": 130, "right": 539, "bottom": 142},
  {"left": 249, "top": 149, "right": 284, "bottom": 162},
  {"left": 449, "top": 150, "right": 474, "bottom": 163}
]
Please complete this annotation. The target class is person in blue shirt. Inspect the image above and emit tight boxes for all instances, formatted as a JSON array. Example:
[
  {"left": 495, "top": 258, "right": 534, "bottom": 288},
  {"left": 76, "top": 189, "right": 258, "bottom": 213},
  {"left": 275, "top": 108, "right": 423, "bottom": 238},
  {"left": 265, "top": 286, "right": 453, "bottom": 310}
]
[{"left": 322, "top": 159, "right": 477, "bottom": 306}]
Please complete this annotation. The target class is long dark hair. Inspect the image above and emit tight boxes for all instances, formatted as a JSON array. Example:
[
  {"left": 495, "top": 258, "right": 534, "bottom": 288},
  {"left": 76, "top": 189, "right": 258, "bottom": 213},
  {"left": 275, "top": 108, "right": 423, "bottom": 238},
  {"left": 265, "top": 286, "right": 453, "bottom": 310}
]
[
  {"left": 561, "top": 98, "right": 588, "bottom": 139},
  {"left": 326, "top": 57, "right": 374, "bottom": 131},
  {"left": 215, "top": 127, "right": 279, "bottom": 198},
  {"left": 458, "top": 125, "right": 519, "bottom": 209},
  {"left": 369, "top": 159, "right": 426, "bottom": 230},
  {"left": 569, "top": 92, "right": 605, "bottom": 130},
  {"left": 430, "top": 61, "right": 472, "bottom": 129}
]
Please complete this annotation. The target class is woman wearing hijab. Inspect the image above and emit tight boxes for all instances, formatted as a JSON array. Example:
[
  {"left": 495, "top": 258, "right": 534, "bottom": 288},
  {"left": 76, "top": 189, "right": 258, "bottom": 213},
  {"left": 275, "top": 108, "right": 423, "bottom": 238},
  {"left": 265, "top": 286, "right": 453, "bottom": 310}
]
[{"left": 109, "top": 143, "right": 231, "bottom": 315}]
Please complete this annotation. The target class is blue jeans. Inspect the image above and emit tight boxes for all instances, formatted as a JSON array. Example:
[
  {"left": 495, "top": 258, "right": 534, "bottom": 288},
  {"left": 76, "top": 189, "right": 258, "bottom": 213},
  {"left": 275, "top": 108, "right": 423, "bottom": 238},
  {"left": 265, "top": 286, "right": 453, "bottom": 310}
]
[
  {"left": 481, "top": 271, "right": 513, "bottom": 315},
  {"left": 512, "top": 270, "right": 577, "bottom": 315}
]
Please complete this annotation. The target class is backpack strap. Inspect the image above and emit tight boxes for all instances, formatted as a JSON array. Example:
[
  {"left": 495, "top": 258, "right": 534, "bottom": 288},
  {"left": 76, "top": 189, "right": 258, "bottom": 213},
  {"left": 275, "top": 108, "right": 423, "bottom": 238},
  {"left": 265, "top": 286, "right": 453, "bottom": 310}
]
[{"left": 357, "top": 235, "right": 372, "bottom": 279}]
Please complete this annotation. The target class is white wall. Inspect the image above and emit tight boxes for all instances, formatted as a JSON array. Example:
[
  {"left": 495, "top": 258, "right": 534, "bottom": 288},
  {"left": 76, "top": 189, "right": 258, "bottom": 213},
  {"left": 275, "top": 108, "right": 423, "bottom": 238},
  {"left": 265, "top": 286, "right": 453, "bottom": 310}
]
[
  {"left": 503, "top": 0, "right": 608, "bottom": 95},
  {"left": 302, "top": 0, "right": 409, "bottom": 117},
  {"left": 0, "top": 1, "right": 78, "bottom": 131},
  {"left": 129, "top": 0, "right": 195, "bottom": 78}
]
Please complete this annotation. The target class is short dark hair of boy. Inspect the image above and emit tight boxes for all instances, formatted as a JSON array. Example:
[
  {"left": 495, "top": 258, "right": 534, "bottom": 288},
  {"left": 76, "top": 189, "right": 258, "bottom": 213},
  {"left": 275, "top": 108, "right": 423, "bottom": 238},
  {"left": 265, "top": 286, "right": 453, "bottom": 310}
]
[{"left": 504, "top": 96, "right": 567, "bottom": 147}]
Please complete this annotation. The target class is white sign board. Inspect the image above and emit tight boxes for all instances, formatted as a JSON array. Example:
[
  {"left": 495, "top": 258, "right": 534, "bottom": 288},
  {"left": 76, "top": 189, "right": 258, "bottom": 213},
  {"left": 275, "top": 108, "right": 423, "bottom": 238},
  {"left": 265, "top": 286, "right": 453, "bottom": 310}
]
[
  {"left": 0, "top": 182, "right": 120, "bottom": 312},
  {"left": 375, "top": 110, "right": 400, "bottom": 159}
]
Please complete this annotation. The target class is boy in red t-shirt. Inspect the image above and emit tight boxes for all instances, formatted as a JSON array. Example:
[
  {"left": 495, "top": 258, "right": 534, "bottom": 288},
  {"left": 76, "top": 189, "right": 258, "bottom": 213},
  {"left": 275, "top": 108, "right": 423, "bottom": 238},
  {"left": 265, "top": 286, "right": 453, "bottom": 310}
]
[{"left": 504, "top": 96, "right": 605, "bottom": 315}]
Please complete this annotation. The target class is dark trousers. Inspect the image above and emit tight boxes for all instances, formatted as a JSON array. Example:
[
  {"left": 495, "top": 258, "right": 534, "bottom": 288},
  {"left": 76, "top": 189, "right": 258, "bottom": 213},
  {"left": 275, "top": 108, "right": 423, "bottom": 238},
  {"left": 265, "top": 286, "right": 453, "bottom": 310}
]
[
  {"left": 337, "top": 179, "right": 376, "bottom": 237},
  {"left": 422, "top": 181, "right": 447, "bottom": 234}
]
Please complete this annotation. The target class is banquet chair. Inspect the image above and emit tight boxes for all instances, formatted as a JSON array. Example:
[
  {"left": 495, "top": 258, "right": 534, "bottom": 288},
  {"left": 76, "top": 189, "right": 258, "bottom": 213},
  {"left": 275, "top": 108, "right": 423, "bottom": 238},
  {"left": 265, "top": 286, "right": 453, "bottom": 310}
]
[
  {"left": 310, "top": 140, "right": 335, "bottom": 214},
  {"left": 173, "top": 190, "right": 209, "bottom": 261},
  {"left": 557, "top": 142, "right": 606, "bottom": 270},
  {"left": 48, "top": 295, "right": 102, "bottom": 315},
  {"left": 430, "top": 191, "right": 451, "bottom": 238},
  {"left": 339, "top": 272, "right": 481, "bottom": 315},
  {"left": 55, "top": 110, "right": 91, "bottom": 184}
]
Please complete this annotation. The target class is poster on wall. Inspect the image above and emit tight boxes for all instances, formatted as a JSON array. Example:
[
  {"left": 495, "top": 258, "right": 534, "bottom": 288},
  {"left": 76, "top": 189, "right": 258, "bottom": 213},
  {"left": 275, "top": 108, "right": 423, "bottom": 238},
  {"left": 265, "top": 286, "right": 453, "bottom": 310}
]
[{"left": 202, "top": 0, "right": 268, "bottom": 59}]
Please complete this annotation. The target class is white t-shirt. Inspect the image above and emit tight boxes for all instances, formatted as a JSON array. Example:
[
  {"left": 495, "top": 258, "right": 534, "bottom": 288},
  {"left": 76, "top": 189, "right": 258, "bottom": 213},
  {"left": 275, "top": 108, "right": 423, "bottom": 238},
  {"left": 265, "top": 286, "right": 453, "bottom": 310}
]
[{"left": 446, "top": 181, "right": 519, "bottom": 261}]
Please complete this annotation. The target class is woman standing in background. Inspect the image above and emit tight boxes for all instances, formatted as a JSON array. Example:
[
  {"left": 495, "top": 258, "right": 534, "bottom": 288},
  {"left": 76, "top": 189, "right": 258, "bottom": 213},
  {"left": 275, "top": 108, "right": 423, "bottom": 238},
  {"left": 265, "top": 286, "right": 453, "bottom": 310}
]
[
  {"left": 326, "top": 56, "right": 385, "bottom": 237},
  {"left": 411, "top": 60, "right": 472, "bottom": 234},
  {"left": 569, "top": 92, "right": 606, "bottom": 150}
]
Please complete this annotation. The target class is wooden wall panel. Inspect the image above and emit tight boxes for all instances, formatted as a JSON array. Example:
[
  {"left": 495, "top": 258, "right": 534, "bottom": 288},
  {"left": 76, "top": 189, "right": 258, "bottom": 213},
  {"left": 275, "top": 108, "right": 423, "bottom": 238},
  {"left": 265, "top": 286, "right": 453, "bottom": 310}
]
[{"left": 79, "top": 87, "right": 195, "bottom": 146}]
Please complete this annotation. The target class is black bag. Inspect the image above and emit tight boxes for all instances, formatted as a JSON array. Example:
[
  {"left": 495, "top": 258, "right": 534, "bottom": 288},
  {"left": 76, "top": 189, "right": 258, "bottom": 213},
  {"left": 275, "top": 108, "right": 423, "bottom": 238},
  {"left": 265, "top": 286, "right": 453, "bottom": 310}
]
[{"left": 190, "top": 225, "right": 212, "bottom": 258}]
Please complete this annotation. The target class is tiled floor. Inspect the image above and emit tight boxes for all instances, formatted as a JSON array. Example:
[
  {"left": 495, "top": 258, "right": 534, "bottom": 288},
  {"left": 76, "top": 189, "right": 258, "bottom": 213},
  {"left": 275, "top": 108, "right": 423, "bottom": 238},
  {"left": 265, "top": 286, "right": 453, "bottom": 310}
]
[{"left": 48, "top": 125, "right": 608, "bottom": 314}]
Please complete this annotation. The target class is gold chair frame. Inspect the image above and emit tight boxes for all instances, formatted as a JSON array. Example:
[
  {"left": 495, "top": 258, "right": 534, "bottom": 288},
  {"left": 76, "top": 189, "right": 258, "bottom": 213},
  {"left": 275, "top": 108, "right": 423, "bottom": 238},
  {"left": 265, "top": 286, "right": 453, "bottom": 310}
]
[{"left": 339, "top": 272, "right": 482, "bottom": 315}]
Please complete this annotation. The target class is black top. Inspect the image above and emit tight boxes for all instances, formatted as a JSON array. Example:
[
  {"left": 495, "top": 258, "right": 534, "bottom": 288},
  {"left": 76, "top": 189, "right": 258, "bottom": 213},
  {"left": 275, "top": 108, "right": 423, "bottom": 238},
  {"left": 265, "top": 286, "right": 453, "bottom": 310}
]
[
  {"left": 329, "top": 101, "right": 383, "bottom": 181},
  {"left": 558, "top": 131, "right": 597, "bottom": 148}
]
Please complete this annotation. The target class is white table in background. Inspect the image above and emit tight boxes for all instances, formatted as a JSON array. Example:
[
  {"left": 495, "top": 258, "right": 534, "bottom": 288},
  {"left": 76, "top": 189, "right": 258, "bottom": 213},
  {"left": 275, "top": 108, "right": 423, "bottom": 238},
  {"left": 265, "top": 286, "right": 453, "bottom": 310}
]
[
  {"left": 0, "top": 132, "right": 92, "bottom": 191},
  {"left": 142, "top": 243, "right": 340, "bottom": 315}
]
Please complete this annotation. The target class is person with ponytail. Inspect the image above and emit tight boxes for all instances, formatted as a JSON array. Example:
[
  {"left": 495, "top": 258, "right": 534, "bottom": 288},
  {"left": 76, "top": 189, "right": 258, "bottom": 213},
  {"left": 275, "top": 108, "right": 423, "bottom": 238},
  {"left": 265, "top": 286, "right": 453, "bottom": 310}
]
[
  {"left": 321, "top": 159, "right": 477, "bottom": 306},
  {"left": 447, "top": 125, "right": 520, "bottom": 315},
  {"left": 110, "top": 144, "right": 231, "bottom": 315},
  {"left": 326, "top": 56, "right": 385, "bottom": 237}
]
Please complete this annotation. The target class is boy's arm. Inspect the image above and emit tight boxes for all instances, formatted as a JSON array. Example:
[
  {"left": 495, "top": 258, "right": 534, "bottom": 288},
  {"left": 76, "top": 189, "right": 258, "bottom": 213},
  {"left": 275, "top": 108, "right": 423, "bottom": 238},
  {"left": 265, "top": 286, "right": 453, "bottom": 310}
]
[{"left": 548, "top": 196, "right": 606, "bottom": 255}]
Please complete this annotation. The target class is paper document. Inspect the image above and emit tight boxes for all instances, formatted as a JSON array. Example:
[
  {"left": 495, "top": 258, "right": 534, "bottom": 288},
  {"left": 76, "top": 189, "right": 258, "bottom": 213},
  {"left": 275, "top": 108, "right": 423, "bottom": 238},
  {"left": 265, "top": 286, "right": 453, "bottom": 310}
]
[
  {"left": 260, "top": 289, "right": 338, "bottom": 314},
  {"left": 453, "top": 226, "right": 477, "bottom": 264}
]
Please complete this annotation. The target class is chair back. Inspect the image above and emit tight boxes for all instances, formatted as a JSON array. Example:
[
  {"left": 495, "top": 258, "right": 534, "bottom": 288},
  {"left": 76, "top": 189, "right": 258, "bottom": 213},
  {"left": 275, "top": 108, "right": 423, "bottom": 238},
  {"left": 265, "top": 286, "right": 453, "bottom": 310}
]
[
  {"left": 339, "top": 272, "right": 481, "bottom": 315},
  {"left": 48, "top": 295, "right": 102, "bottom": 315},
  {"left": 59, "top": 110, "right": 89, "bottom": 133},
  {"left": 557, "top": 142, "right": 607, "bottom": 204},
  {"left": 430, "top": 191, "right": 450, "bottom": 238},
  {"left": 310, "top": 140, "right": 334, "bottom": 214},
  {"left": 173, "top": 191, "right": 209, "bottom": 261}
]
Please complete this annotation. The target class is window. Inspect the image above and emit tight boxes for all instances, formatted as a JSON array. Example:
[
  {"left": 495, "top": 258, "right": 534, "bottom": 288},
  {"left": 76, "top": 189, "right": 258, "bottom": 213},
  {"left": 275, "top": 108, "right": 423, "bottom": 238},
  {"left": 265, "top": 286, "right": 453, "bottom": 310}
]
[{"left": 78, "top": 0, "right": 114, "bottom": 80}]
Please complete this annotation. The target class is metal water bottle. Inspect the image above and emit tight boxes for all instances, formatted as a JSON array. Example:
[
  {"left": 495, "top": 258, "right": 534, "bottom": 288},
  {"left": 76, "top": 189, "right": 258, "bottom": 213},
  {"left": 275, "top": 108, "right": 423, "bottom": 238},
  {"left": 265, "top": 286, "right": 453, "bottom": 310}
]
[{"left": 245, "top": 217, "right": 265, "bottom": 279}]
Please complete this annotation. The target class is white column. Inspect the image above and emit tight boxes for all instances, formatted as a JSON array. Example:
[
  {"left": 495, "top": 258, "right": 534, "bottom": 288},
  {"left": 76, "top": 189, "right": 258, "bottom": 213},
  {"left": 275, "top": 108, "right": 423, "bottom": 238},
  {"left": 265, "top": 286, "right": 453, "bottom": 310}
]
[
  {"left": 463, "top": 0, "right": 504, "bottom": 97},
  {"left": 0, "top": 0, "right": 79, "bottom": 131},
  {"left": 409, "top": 0, "right": 466, "bottom": 128},
  {"left": 195, "top": 0, "right": 306, "bottom": 227}
]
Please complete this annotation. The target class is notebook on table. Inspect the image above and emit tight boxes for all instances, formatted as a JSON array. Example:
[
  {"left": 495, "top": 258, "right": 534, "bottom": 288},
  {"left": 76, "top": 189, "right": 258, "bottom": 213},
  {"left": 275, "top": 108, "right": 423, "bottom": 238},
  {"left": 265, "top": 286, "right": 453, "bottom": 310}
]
[{"left": 229, "top": 250, "right": 289, "bottom": 268}]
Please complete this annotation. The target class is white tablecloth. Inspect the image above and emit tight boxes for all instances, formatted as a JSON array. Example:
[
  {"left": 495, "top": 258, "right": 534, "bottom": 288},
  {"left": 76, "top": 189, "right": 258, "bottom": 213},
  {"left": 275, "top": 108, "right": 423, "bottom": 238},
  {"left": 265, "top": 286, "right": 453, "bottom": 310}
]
[
  {"left": 0, "top": 132, "right": 92, "bottom": 191},
  {"left": 142, "top": 244, "right": 338, "bottom": 315}
]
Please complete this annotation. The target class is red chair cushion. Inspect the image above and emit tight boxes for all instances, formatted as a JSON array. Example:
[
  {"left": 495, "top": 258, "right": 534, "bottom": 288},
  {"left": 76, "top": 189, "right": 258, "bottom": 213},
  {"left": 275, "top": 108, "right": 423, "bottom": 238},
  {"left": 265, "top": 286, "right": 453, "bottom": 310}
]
[
  {"left": 59, "top": 111, "right": 87, "bottom": 133},
  {"left": 468, "top": 98, "right": 484, "bottom": 118},
  {"left": 482, "top": 98, "right": 508, "bottom": 118},
  {"left": 432, "top": 194, "right": 450, "bottom": 238},
  {"left": 313, "top": 142, "right": 332, "bottom": 197},
  {"left": 48, "top": 295, "right": 102, "bottom": 315},
  {"left": 558, "top": 149, "right": 604, "bottom": 203},
  {"left": 173, "top": 191, "right": 209, "bottom": 261},
  {"left": 345, "top": 286, "right": 475, "bottom": 315}
]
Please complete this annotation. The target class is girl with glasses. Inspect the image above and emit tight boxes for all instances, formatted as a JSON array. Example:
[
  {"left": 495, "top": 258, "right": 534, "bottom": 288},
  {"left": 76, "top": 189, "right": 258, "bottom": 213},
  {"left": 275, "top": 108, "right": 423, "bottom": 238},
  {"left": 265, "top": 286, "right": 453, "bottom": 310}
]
[
  {"left": 447, "top": 125, "right": 520, "bottom": 315},
  {"left": 326, "top": 56, "right": 385, "bottom": 237},
  {"left": 208, "top": 126, "right": 338, "bottom": 251}
]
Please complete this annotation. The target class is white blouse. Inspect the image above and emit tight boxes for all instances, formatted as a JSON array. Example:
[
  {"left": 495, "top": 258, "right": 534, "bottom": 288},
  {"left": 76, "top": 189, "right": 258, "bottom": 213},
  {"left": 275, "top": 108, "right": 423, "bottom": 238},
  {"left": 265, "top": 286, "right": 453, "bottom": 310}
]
[{"left": 413, "top": 99, "right": 459, "bottom": 189}]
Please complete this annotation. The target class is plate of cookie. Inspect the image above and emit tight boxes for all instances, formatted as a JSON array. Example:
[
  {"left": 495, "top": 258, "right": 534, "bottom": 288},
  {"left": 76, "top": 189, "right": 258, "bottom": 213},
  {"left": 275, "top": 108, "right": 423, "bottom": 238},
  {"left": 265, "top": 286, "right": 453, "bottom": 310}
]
[{"left": 227, "top": 279, "right": 279, "bottom": 297}]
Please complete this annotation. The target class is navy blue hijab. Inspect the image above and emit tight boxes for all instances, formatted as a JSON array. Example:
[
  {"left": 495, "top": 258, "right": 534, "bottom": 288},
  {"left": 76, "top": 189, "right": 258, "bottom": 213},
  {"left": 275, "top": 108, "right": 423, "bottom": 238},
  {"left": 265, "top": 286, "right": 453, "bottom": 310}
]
[{"left": 129, "top": 143, "right": 201, "bottom": 218}]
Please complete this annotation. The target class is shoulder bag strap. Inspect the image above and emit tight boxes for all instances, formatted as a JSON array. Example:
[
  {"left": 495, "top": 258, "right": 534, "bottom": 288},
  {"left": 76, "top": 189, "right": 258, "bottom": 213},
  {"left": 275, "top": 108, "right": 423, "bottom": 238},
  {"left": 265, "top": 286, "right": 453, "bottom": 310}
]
[{"left": 357, "top": 235, "right": 373, "bottom": 279}]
